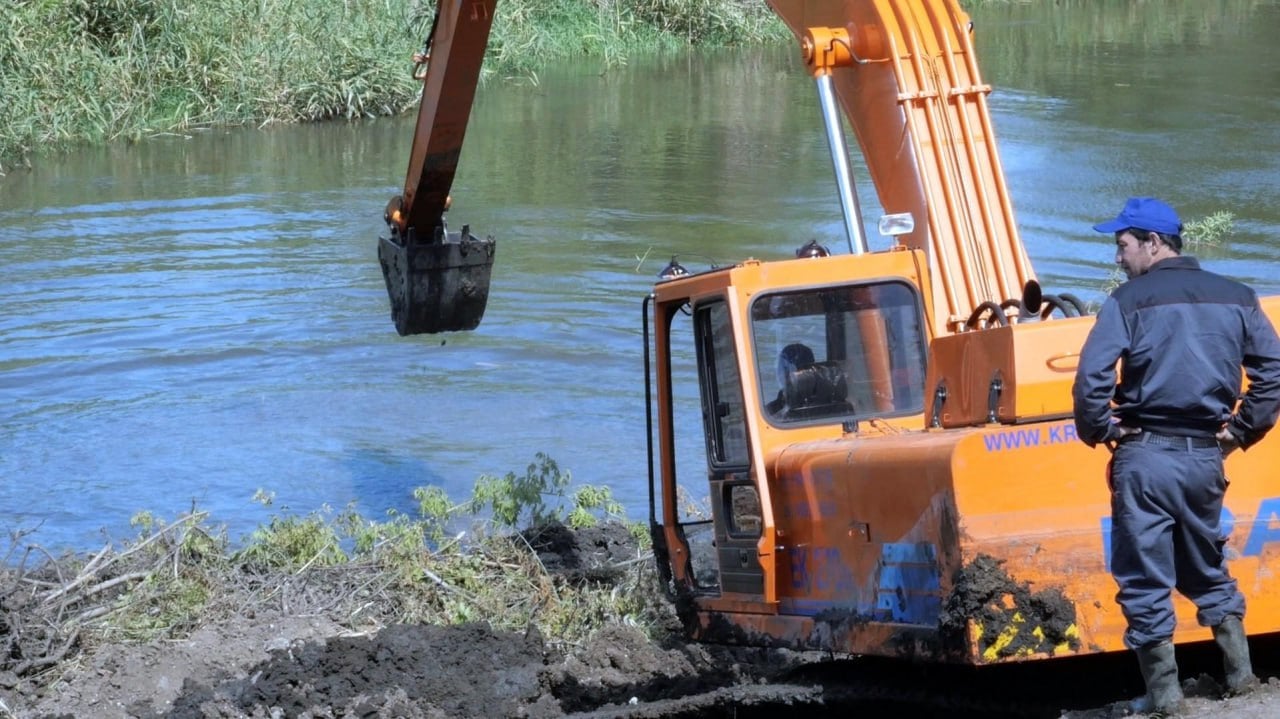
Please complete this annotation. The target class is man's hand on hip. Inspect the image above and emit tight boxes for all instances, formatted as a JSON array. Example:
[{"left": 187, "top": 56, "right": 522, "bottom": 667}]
[
  {"left": 1114, "top": 425, "right": 1142, "bottom": 440},
  {"left": 1103, "top": 424, "right": 1141, "bottom": 453},
  {"left": 1216, "top": 426, "right": 1241, "bottom": 458}
]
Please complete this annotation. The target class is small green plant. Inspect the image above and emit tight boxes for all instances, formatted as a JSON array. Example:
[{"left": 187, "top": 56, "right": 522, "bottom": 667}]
[
  {"left": 1101, "top": 267, "right": 1124, "bottom": 295},
  {"left": 112, "top": 573, "right": 213, "bottom": 641},
  {"left": 470, "top": 452, "right": 572, "bottom": 528},
  {"left": 413, "top": 485, "right": 459, "bottom": 544},
  {"left": 1183, "top": 211, "right": 1234, "bottom": 250},
  {"left": 128, "top": 508, "right": 226, "bottom": 562},
  {"left": 567, "top": 484, "right": 626, "bottom": 528},
  {"left": 341, "top": 507, "right": 424, "bottom": 558},
  {"left": 469, "top": 453, "right": 630, "bottom": 530},
  {"left": 236, "top": 511, "right": 347, "bottom": 570},
  {"left": 130, "top": 510, "right": 157, "bottom": 535}
]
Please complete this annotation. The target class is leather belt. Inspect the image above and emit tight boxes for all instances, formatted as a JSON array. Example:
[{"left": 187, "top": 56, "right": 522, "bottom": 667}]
[{"left": 1125, "top": 431, "right": 1219, "bottom": 450}]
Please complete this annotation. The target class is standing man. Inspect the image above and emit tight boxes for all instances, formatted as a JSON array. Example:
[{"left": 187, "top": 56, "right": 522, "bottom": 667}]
[{"left": 1072, "top": 197, "right": 1280, "bottom": 715}]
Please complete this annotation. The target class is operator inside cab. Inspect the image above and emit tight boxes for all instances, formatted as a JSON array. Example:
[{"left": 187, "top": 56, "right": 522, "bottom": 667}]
[
  {"left": 753, "top": 281, "right": 928, "bottom": 426},
  {"left": 766, "top": 343, "right": 816, "bottom": 418}
]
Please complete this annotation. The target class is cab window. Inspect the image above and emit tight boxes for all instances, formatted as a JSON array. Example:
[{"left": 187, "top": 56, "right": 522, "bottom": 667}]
[
  {"left": 751, "top": 281, "right": 926, "bottom": 425},
  {"left": 695, "top": 301, "right": 749, "bottom": 467}
]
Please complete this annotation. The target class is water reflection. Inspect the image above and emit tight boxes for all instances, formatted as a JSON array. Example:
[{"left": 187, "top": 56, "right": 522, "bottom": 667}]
[
  {"left": 2, "top": 1, "right": 1279, "bottom": 552},
  {"left": 978, "top": 0, "right": 1280, "bottom": 292}
]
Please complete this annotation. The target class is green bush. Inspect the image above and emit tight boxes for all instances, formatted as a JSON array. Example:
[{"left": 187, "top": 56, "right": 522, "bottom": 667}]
[{"left": 470, "top": 452, "right": 628, "bottom": 529}]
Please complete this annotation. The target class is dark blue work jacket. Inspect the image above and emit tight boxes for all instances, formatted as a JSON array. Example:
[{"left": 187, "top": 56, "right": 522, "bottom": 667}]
[{"left": 1072, "top": 256, "right": 1280, "bottom": 448}]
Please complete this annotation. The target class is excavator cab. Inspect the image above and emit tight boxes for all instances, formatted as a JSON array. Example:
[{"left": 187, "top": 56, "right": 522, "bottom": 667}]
[
  {"left": 753, "top": 279, "right": 927, "bottom": 425},
  {"left": 646, "top": 249, "right": 936, "bottom": 625}
]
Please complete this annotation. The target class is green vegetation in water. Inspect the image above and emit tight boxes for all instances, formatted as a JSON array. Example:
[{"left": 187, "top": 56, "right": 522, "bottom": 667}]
[
  {"left": 0, "top": 455, "right": 660, "bottom": 688},
  {"left": 0, "top": 0, "right": 788, "bottom": 171}
]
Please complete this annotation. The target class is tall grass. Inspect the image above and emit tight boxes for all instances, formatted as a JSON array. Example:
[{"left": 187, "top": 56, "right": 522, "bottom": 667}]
[{"left": 0, "top": 0, "right": 786, "bottom": 170}]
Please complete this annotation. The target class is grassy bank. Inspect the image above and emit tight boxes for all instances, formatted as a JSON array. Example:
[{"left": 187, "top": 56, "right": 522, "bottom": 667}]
[
  {"left": 1, "top": 454, "right": 665, "bottom": 694},
  {"left": 0, "top": 0, "right": 787, "bottom": 171}
]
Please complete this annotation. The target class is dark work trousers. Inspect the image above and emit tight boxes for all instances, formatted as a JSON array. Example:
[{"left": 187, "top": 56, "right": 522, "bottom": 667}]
[{"left": 1108, "top": 436, "right": 1245, "bottom": 649}]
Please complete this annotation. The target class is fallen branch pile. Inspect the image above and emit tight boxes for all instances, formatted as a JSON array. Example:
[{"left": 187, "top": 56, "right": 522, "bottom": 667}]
[{"left": 0, "top": 513, "right": 213, "bottom": 683}]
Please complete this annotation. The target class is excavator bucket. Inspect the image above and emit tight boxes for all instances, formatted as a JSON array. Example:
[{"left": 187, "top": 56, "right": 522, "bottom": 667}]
[{"left": 377, "top": 228, "right": 495, "bottom": 335}]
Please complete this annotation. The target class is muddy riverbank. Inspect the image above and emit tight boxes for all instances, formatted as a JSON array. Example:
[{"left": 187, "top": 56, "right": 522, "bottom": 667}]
[{"left": 6, "top": 521, "right": 1280, "bottom": 718}]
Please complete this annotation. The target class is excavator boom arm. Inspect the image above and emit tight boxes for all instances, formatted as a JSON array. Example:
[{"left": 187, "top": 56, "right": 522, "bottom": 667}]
[
  {"left": 380, "top": 0, "right": 1036, "bottom": 338},
  {"left": 767, "top": 0, "right": 1035, "bottom": 334}
]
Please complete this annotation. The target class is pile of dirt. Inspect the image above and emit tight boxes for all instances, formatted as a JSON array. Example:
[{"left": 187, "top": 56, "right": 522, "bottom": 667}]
[
  {"left": 15, "top": 615, "right": 1280, "bottom": 718},
  {"left": 10, "top": 613, "right": 802, "bottom": 718},
  {"left": 522, "top": 521, "right": 642, "bottom": 584},
  {"left": 171, "top": 622, "right": 565, "bottom": 718}
]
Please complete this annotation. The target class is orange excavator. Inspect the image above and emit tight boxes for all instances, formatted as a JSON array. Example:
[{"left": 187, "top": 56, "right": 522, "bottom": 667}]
[{"left": 379, "top": 0, "right": 1280, "bottom": 666}]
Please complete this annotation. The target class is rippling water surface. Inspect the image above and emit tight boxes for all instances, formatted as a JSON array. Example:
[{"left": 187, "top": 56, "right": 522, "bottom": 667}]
[{"left": 3, "top": 1, "right": 1280, "bottom": 551}]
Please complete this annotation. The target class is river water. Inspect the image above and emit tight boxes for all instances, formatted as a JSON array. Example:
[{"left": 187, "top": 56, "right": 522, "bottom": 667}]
[{"left": 3, "top": 1, "right": 1279, "bottom": 552}]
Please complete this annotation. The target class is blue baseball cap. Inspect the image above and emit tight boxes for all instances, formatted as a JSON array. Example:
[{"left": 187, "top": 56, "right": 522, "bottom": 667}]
[{"left": 1092, "top": 197, "right": 1183, "bottom": 235}]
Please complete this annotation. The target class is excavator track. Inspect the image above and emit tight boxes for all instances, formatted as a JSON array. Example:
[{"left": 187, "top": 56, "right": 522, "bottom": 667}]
[{"left": 568, "top": 633, "right": 1280, "bottom": 719}]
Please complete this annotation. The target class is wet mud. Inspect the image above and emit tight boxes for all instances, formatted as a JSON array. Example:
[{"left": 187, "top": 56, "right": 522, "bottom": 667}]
[
  {"left": 12, "top": 529, "right": 1280, "bottom": 718},
  {"left": 25, "top": 618, "right": 1280, "bottom": 718},
  {"left": 941, "top": 553, "right": 1080, "bottom": 658}
]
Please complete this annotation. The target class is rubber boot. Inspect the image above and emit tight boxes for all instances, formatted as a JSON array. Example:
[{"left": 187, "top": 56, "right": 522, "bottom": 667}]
[
  {"left": 1213, "top": 616, "right": 1260, "bottom": 696},
  {"left": 1129, "top": 641, "right": 1185, "bottom": 716}
]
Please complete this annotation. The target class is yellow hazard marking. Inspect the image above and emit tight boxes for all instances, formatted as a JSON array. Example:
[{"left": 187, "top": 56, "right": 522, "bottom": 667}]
[{"left": 976, "top": 614, "right": 1081, "bottom": 662}]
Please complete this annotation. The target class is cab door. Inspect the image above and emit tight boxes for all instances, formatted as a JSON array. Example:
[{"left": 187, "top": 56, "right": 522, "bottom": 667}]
[
  {"left": 691, "top": 299, "right": 763, "bottom": 597},
  {"left": 652, "top": 288, "right": 765, "bottom": 600}
]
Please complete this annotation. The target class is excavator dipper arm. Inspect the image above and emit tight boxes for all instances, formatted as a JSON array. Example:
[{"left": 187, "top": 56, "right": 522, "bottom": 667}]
[{"left": 378, "top": 0, "right": 498, "bottom": 335}]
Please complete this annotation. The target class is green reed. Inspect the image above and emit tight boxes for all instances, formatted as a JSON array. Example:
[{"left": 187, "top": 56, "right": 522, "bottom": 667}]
[{"left": 0, "top": 0, "right": 786, "bottom": 170}]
